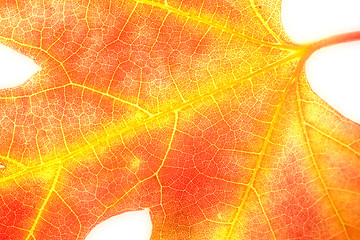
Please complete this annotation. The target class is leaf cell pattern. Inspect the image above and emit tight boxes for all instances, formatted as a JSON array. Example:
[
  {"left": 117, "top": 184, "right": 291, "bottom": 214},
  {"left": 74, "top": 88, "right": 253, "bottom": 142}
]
[{"left": 0, "top": 0, "right": 359, "bottom": 239}]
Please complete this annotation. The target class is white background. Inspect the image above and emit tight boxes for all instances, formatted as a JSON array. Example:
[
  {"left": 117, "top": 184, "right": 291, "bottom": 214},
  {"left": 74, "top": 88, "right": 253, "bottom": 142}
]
[
  {"left": 0, "top": 0, "right": 359, "bottom": 239},
  {"left": 282, "top": 0, "right": 360, "bottom": 124}
]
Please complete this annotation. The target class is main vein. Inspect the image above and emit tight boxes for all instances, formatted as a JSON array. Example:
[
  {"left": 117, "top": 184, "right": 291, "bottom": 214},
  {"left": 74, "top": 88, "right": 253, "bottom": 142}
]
[
  {"left": 0, "top": 52, "right": 300, "bottom": 184},
  {"left": 225, "top": 58, "right": 302, "bottom": 239},
  {"left": 296, "top": 81, "right": 350, "bottom": 239}
]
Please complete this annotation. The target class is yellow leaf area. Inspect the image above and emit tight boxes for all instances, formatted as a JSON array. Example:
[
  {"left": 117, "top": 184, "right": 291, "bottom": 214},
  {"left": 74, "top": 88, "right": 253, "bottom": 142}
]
[{"left": 0, "top": 0, "right": 359, "bottom": 239}]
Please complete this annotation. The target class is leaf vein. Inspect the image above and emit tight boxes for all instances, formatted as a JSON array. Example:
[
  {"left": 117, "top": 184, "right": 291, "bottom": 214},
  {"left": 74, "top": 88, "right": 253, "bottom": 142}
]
[
  {"left": 225, "top": 61, "right": 297, "bottom": 239},
  {"left": 248, "top": 0, "right": 283, "bottom": 44},
  {"left": 296, "top": 80, "right": 350, "bottom": 240},
  {"left": 132, "top": 0, "right": 295, "bottom": 50},
  {"left": 25, "top": 164, "right": 62, "bottom": 240},
  {"left": 305, "top": 123, "right": 360, "bottom": 157}
]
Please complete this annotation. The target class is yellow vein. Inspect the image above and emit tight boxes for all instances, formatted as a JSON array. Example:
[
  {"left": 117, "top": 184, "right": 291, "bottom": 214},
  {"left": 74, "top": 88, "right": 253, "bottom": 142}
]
[
  {"left": 253, "top": 187, "right": 277, "bottom": 239},
  {"left": 108, "top": 1, "right": 139, "bottom": 94},
  {"left": 225, "top": 62, "right": 298, "bottom": 239},
  {"left": 85, "top": 0, "right": 92, "bottom": 29},
  {"left": 296, "top": 82, "right": 350, "bottom": 240},
  {"left": 0, "top": 155, "right": 27, "bottom": 170},
  {"left": 0, "top": 145, "right": 79, "bottom": 183},
  {"left": 0, "top": 53, "right": 299, "bottom": 184},
  {"left": 248, "top": 0, "right": 283, "bottom": 44},
  {"left": 132, "top": 0, "right": 296, "bottom": 50},
  {"left": 327, "top": 187, "right": 360, "bottom": 196},
  {"left": 106, "top": 175, "right": 153, "bottom": 210},
  {"left": 155, "top": 111, "right": 178, "bottom": 206},
  {"left": 305, "top": 123, "right": 360, "bottom": 157},
  {"left": 343, "top": 223, "right": 360, "bottom": 231},
  {"left": 72, "top": 83, "right": 154, "bottom": 116},
  {"left": 25, "top": 164, "right": 62, "bottom": 240},
  {"left": 155, "top": 111, "right": 178, "bottom": 176},
  {"left": 54, "top": 190, "right": 81, "bottom": 233},
  {"left": 107, "top": 111, "right": 179, "bottom": 209},
  {"left": 6, "top": 122, "right": 16, "bottom": 158}
]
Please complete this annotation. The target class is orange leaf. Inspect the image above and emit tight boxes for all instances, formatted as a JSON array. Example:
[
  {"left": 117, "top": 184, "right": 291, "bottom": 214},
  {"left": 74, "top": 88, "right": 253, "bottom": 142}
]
[{"left": 0, "top": 0, "right": 359, "bottom": 239}]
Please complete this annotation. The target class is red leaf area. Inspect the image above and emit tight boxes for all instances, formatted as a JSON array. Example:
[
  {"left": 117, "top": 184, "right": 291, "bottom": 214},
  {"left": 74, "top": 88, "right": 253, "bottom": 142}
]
[{"left": 0, "top": 0, "right": 359, "bottom": 239}]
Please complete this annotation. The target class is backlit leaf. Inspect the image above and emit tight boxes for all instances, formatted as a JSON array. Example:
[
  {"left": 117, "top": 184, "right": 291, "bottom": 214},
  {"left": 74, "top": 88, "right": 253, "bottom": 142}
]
[{"left": 0, "top": 0, "right": 359, "bottom": 239}]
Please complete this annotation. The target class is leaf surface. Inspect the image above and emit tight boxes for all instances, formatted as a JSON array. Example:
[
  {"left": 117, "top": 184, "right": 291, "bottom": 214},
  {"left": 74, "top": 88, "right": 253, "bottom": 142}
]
[{"left": 0, "top": 0, "right": 359, "bottom": 239}]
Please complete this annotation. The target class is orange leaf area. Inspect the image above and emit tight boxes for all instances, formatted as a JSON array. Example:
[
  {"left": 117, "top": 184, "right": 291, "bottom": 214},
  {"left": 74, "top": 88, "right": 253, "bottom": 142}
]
[{"left": 0, "top": 0, "right": 359, "bottom": 239}]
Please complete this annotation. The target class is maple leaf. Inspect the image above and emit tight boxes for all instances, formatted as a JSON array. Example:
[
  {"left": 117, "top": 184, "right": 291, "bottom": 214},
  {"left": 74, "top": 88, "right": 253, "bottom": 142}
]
[{"left": 0, "top": 0, "right": 360, "bottom": 239}]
